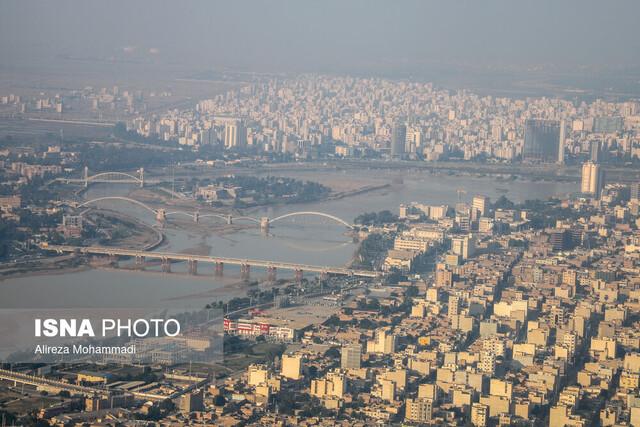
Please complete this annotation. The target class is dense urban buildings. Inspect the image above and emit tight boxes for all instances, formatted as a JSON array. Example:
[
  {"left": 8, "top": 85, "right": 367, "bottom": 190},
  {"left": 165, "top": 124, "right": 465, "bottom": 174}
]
[
  {"left": 122, "top": 75, "right": 639, "bottom": 166},
  {"left": 1, "top": 73, "right": 640, "bottom": 425}
]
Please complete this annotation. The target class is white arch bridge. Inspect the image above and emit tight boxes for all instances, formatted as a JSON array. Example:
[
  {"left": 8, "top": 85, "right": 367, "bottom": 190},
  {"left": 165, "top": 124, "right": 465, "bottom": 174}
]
[
  {"left": 57, "top": 167, "right": 160, "bottom": 188},
  {"left": 74, "top": 196, "right": 355, "bottom": 231}
]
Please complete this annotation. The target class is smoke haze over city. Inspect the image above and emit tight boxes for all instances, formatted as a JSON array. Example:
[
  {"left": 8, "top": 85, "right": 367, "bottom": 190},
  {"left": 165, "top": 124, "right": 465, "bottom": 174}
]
[{"left": 2, "top": 0, "right": 640, "bottom": 75}]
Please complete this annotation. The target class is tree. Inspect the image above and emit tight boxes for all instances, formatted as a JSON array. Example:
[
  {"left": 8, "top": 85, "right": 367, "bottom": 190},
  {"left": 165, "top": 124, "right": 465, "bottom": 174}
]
[
  {"left": 386, "top": 268, "right": 406, "bottom": 284},
  {"left": 404, "top": 285, "right": 419, "bottom": 298},
  {"left": 214, "top": 394, "right": 226, "bottom": 407},
  {"left": 493, "top": 195, "right": 515, "bottom": 210},
  {"left": 307, "top": 365, "right": 319, "bottom": 378},
  {"left": 354, "top": 210, "right": 399, "bottom": 226},
  {"left": 324, "top": 347, "right": 341, "bottom": 359},
  {"left": 0, "top": 411, "right": 16, "bottom": 426},
  {"left": 359, "top": 318, "right": 377, "bottom": 329}
]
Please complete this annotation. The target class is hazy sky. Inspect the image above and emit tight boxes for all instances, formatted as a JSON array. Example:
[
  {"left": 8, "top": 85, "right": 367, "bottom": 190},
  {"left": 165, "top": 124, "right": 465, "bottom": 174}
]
[{"left": 2, "top": 0, "right": 639, "bottom": 74}]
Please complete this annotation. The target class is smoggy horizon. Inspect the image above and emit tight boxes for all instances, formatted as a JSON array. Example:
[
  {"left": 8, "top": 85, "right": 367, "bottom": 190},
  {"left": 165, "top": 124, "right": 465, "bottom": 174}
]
[{"left": 1, "top": 0, "right": 640, "bottom": 77}]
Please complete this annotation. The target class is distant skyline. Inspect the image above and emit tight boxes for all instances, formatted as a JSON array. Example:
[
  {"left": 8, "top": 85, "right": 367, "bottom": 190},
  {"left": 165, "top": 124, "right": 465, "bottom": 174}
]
[{"left": 2, "top": 0, "right": 640, "bottom": 76}]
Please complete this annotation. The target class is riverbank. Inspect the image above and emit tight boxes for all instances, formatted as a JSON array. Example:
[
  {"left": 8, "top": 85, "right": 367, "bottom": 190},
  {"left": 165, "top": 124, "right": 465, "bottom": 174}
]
[
  {"left": 0, "top": 256, "right": 91, "bottom": 281},
  {"left": 162, "top": 160, "right": 580, "bottom": 185}
]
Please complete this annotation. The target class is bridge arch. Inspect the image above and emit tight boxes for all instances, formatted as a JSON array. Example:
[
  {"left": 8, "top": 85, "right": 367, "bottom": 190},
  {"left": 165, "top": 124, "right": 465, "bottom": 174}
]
[
  {"left": 76, "top": 197, "right": 157, "bottom": 214},
  {"left": 270, "top": 211, "right": 353, "bottom": 228},
  {"left": 233, "top": 216, "right": 261, "bottom": 224},
  {"left": 87, "top": 172, "right": 142, "bottom": 183},
  {"left": 165, "top": 211, "right": 196, "bottom": 219},
  {"left": 198, "top": 213, "right": 232, "bottom": 222}
]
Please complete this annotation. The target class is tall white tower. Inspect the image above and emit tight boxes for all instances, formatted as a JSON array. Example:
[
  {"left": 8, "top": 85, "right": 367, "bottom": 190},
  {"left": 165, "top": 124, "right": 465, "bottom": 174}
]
[
  {"left": 557, "top": 119, "right": 566, "bottom": 164},
  {"left": 581, "top": 161, "right": 603, "bottom": 198}
]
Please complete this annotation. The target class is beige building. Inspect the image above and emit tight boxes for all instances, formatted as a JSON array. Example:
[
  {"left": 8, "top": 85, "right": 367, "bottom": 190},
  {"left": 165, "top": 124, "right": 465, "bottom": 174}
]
[
  {"left": 418, "top": 383, "right": 438, "bottom": 400},
  {"left": 381, "top": 369, "right": 407, "bottom": 391},
  {"left": 550, "top": 404, "right": 587, "bottom": 427},
  {"left": 528, "top": 328, "right": 549, "bottom": 347},
  {"left": 405, "top": 398, "right": 433, "bottom": 423},
  {"left": 247, "top": 364, "right": 268, "bottom": 386},
  {"left": 383, "top": 249, "right": 417, "bottom": 272},
  {"left": 624, "top": 353, "right": 640, "bottom": 373},
  {"left": 281, "top": 354, "right": 303, "bottom": 380},
  {"left": 378, "top": 378, "right": 396, "bottom": 402},
  {"left": 490, "top": 379, "right": 512, "bottom": 399},
  {"left": 479, "top": 351, "right": 496, "bottom": 375},
  {"left": 405, "top": 226, "right": 446, "bottom": 242},
  {"left": 451, "top": 234, "right": 475, "bottom": 260},
  {"left": 224, "top": 119, "right": 246, "bottom": 148},
  {"left": 472, "top": 195, "right": 490, "bottom": 217},
  {"left": 428, "top": 205, "right": 448, "bottom": 220},
  {"left": 590, "top": 337, "right": 617, "bottom": 360},
  {"left": 367, "top": 328, "right": 396, "bottom": 354},
  {"left": 581, "top": 161, "right": 603, "bottom": 198},
  {"left": 179, "top": 389, "right": 204, "bottom": 414},
  {"left": 310, "top": 370, "right": 346, "bottom": 399},
  {"left": 479, "top": 394, "right": 510, "bottom": 417},
  {"left": 394, "top": 237, "right": 429, "bottom": 253},
  {"left": 471, "top": 402, "right": 488, "bottom": 427},
  {"left": 341, "top": 344, "right": 361, "bottom": 370}
]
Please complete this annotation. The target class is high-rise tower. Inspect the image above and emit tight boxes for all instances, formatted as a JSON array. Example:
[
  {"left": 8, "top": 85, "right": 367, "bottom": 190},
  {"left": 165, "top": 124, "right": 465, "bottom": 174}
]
[
  {"left": 581, "top": 161, "right": 603, "bottom": 198},
  {"left": 523, "top": 119, "right": 561, "bottom": 163}
]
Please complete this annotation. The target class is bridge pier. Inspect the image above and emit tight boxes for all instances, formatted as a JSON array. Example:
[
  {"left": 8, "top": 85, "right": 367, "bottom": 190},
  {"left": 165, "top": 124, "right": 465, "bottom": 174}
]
[
  {"left": 240, "top": 264, "right": 250, "bottom": 280},
  {"left": 161, "top": 257, "right": 171, "bottom": 273},
  {"left": 135, "top": 255, "right": 145, "bottom": 268},
  {"left": 156, "top": 209, "right": 166, "bottom": 225},
  {"left": 267, "top": 266, "right": 277, "bottom": 282},
  {"left": 84, "top": 166, "right": 89, "bottom": 188},
  {"left": 295, "top": 268, "right": 304, "bottom": 283},
  {"left": 139, "top": 167, "right": 144, "bottom": 188},
  {"left": 260, "top": 217, "right": 270, "bottom": 234},
  {"left": 215, "top": 261, "right": 224, "bottom": 276},
  {"left": 227, "top": 215, "right": 233, "bottom": 225},
  {"left": 193, "top": 212, "right": 199, "bottom": 223},
  {"left": 188, "top": 259, "right": 198, "bottom": 275},
  {"left": 108, "top": 254, "right": 118, "bottom": 266},
  {"left": 320, "top": 271, "right": 328, "bottom": 282}
]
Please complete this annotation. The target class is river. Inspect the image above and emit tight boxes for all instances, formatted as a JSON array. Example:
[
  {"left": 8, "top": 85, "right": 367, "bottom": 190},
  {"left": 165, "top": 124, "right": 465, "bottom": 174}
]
[{"left": 0, "top": 168, "right": 576, "bottom": 309}]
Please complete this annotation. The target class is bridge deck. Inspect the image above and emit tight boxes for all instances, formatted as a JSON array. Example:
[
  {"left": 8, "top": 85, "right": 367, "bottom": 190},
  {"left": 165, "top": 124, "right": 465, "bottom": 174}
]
[
  {"left": 0, "top": 368, "right": 105, "bottom": 395},
  {"left": 42, "top": 244, "right": 381, "bottom": 278},
  {"left": 58, "top": 178, "right": 161, "bottom": 184},
  {"left": 0, "top": 368, "right": 190, "bottom": 401}
]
